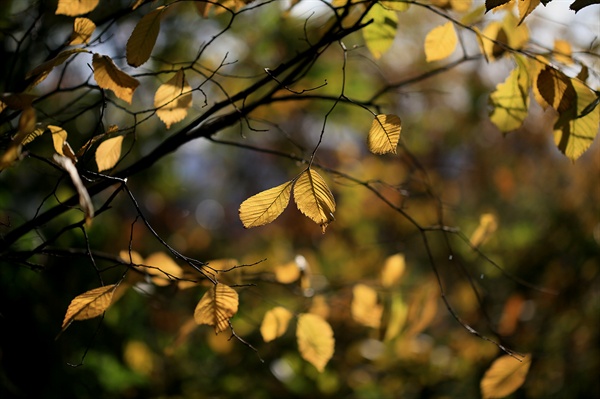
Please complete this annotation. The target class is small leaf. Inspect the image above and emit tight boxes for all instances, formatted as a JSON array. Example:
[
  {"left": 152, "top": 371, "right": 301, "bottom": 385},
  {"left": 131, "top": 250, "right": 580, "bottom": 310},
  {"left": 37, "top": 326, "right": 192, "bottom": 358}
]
[
  {"left": 424, "top": 22, "right": 457, "bottom": 62},
  {"left": 194, "top": 283, "right": 239, "bottom": 334},
  {"left": 470, "top": 213, "right": 498, "bottom": 247},
  {"left": 48, "top": 125, "right": 68, "bottom": 156},
  {"left": 61, "top": 284, "right": 117, "bottom": 331},
  {"left": 53, "top": 154, "right": 94, "bottom": 225},
  {"left": 489, "top": 55, "right": 530, "bottom": 133},
  {"left": 239, "top": 180, "right": 293, "bottom": 228},
  {"left": 293, "top": 169, "right": 336, "bottom": 232},
  {"left": 56, "top": 0, "right": 99, "bottom": 16},
  {"left": 405, "top": 279, "right": 439, "bottom": 336},
  {"left": 368, "top": 114, "right": 401, "bottom": 155},
  {"left": 363, "top": 3, "right": 398, "bottom": 59},
  {"left": 26, "top": 49, "right": 86, "bottom": 87},
  {"left": 126, "top": 7, "right": 165, "bottom": 67},
  {"left": 296, "top": 313, "right": 334, "bottom": 372},
  {"left": 92, "top": 54, "right": 140, "bottom": 104},
  {"left": 260, "top": 307, "right": 293, "bottom": 342},
  {"left": 154, "top": 69, "right": 193, "bottom": 128},
  {"left": 351, "top": 284, "right": 383, "bottom": 329},
  {"left": 481, "top": 354, "right": 532, "bottom": 399},
  {"left": 69, "top": 17, "right": 96, "bottom": 45},
  {"left": 118, "top": 249, "right": 144, "bottom": 265},
  {"left": 139, "top": 252, "right": 182, "bottom": 286},
  {"left": 0, "top": 107, "right": 36, "bottom": 170},
  {"left": 517, "top": 0, "right": 540, "bottom": 25},
  {"left": 95, "top": 135, "right": 123, "bottom": 172},
  {"left": 381, "top": 253, "right": 405, "bottom": 287},
  {"left": 383, "top": 293, "right": 408, "bottom": 341},
  {"left": 274, "top": 260, "right": 301, "bottom": 284}
]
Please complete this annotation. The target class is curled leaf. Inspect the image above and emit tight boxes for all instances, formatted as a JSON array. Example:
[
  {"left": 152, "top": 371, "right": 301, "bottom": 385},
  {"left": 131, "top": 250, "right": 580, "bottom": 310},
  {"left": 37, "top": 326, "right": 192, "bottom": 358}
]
[
  {"left": 92, "top": 54, "right": 140, "bottom": 104},
  {"left": 53, "top": 154, "right": 94, "bottom": 225},
  {"left": 126, "top": 7, "right": 165, "bottom": 67}
]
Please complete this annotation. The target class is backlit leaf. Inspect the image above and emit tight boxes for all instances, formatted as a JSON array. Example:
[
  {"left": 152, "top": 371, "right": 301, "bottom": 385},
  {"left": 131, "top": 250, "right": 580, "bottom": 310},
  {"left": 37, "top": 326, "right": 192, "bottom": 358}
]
[
  {"left": 368, "top": 114, "right": 401, "bottom": 155},
  {"left": 517, "top": 0, "right": 540, "bottom": 25},
  {"left": 424, "top": 22, "right": 457, "bottom": 62},
  {"left": 22, "top": 127, "right": 45, "bottom": 146},
  {"left": 61, "top": 284, "right": 117, "bottom": 331},
  {"left": 489, "top": 55, "right": 530, "bottom": 133},
  {"left": 293, "top": 169, "right": 336, "bottom": 233},
  {"left": 95, "top": 135, "right": 124, "bottom": 172},
  {"left": 535, "top": 66, "right": 576, "bottom": 113},
  {"left": 48, "top": 125, "right": 68, "bottom": 156},
  {"left": 118, "top": 249, "right": 144, "bottom": 265},
  {"left": 126, "top": 7, "right": 165, "bottom": 67},
  {"left": 475, "top": 23, "right": 507, "bottom": 61},
  {"left": 405, "top": 279, "right": 439, "bottom": 336},
  {"left": 26, "top": 49, "right": 86, "bottom": 87},
  {"left": 274, "top": 260, "right": 301, "bottom": 284},
  {"left": 381, "top": 253, "right": 405, "bottom": 287},
  {"left": 0, "top": 107, "right": 36, "bottom": 170},
  {"left": 92, "top": 54, "right": 140, "bottom": 104},
  {"left": 351, "top": 284, "right": 383, "bottom": 328},
  {"left": 154, "top": 69, "right": 193, "bottom": 128},
  {"left": 470, "top": 213, "right": 498, "bottom": 247},
  {"left": 383, "top": 293, "right": 408, "bottom": 341},
  {"left": 53, "top": 154, "right": 94, "bottom": 225},
  {"left": 69, "top": 17, "right": 96, "bottom": 45},
  {"left": 56, "top": 0, "right": 99, "bottom": 16},
  {"left": 139, "top": 251, "right": 182, "bottom": 286},
  {"left": 260, "top": 306, "right": 293, "bottom": 342},
  {"left": 194, "top": 283, "right": 239, "bottom": 334},
  {"left": 239, "top": 180, "right": 293, "bottom": 228},
  {"left": 363, "top": 3, "right": 398, "bottom": 59},
  {"left": 296, "top": 313, "right": 334, "bottom": 372},
  {"left": 481, "top": 354, "right": 532, "bottom": 399},
  {"left": 553, "top": 39, "right": 573, "bottom": 65}
]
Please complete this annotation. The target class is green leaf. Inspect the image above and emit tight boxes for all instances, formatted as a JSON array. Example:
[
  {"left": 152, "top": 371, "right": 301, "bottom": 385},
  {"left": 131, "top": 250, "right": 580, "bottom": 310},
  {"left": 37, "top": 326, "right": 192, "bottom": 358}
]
[
  {"left": 296, "top": 313, "right": 335, "bottom": 372},
  {"left": 363, "top": 4, "right": 398, "bottom": 59},
  {"left": 489, "top": 55, "right": 530, "bottom": 133}
]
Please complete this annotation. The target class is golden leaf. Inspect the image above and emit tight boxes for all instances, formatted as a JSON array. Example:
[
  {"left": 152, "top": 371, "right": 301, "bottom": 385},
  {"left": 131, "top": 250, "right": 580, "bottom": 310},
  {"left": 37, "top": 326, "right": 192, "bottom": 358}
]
[
  {"left": 384, "top": 293, "right": 408, "bottom": 341},
  {"left": 380, "top": 0, "right": 410, "bottom": 11},
  {"left": 309, "top": 295, "right": 330, "bottom": 320},
  {"left": 0, "top": 107, "right": 36, "bottom": 170},
  {"left": 239, "top": 180, "right": 293, "bottom": 228},
  {"left": 461, "top": 4, "right": 486, "bottom": 25},
  {"left": 381, "top": 253, "right": 405, "bottom": 287},
  {"left": 92, "top": 54, "right": 140, "bottom": 104},
  {"left": 53, "top": 154, "right": 94, "bottom": 225},
  {"left": 481, "top": 354, "right": 532, "bottom": 399},
  {"left": 296, "top": 313, "right": 335, "bottom": 372},
  {"left": 69, "top": 17, "right": 96, "bottom": 45},
  {"left": 362, "top": 3, "right": 398, "bottom": 59},
  {"left": 475, "top": 23, "right": 507, "bottom": 62},
  {"left": 126, "top": 7, "right": 165, "bottom": 67},
  {"left": 26, "top": 49, "right": 87, "bottom": 87},
  {"left": 405, "top": 279, "right": 439, "bottom": 336},
  {"left": 48, "top": 125, "right": 68, "bottom": 156},
  {"left": 194, "top": 283, "right": 239, "bottom": 334},
  {"left": 274, "top": 260, "right": 301, "bottom": 284},
  {"left": 61, "top": 284, "right": 117, "bottom": 331},
  {"left": 368, "top": 114, "right": 401, "bottom": 155},
  {"left": 260, "top": 307, "right": 293, "bottom": 342},
  {"left": 293, "top": 169, "right": 336, "bottom": 233},
  {"left": 424, "top": 22, "right": 458, "bottom": 62},
  {"left": 470, "top": 213, "right": 498, "bottom": 247},
  {"left": 517, "top": 0, "right": 540, "bottom": 25},
  {"left": 22, "top": 127, "right": 45, "bottom": 146},
  {"left": 56, "top": 0, "right": 99, "bottom": 16},
  {"left": 118, "top": 249, "right": 144, "bottom": 265},
  {"left": 489, "top": 55, "right": 530, "bottom": 133},
  {"left": 95, "top": 135, "right": 123, "bottom": 172},
  {"left": 535, "top": 66, "right": 576, "bottom": 113},
  {"left": 139, "top": 252, "right": 182, "bottom": 286},
  {"left": 553, "top": 39, "right": 573, "bottom": 65},
  {"left": 154, "top": 69, "right": 193, "bottom": 128},
  {"left": 351, "top": 284, "right": 383, "bottom": 329}
]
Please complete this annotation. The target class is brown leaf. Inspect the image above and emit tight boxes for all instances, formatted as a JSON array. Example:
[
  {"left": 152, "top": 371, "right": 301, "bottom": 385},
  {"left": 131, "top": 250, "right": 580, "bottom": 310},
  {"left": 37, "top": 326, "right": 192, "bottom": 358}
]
[
  {"left": 126, "top": 7, "right": 165, "bottom": 67},
  {"left": 92, "top": 54, "right": 140, "bottom": 104},
  {"left": 69, "top": 17, "right": 96, "bottom": 45}
]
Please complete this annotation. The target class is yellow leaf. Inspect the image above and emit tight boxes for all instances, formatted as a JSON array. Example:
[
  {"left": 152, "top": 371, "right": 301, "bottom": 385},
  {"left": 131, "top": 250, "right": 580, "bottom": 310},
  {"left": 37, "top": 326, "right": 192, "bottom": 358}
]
[
  {"left": 194, "top": 283, "right": 239, "bottom": 334},
  {"left": 95, "top": 135, "right": 124, "bottom": 172},
  {"left": 118, "top": 249, "right": 144, "bottom": 265},
  {"left": 368, "top": 114, "right": 401, "bottom": 155},
  {"left": 535, "top": 66, "right": 576, "bottom": 113},
  {"left": 69, "top": 17, "right": 96, "bottom": 45},
  {"left": 449, "top": 0, "right": 472, "bottom": 12},
  {"left": 461, "top": 4, "right": 486, "bottom": 25},
  {"left": 92, "top": 54, "right": 140, "bottom": 104},
  {"left": 124, "top": 341, "right": 155, "bottom": 376},
  {"left": 26, "top": 49, "right": 84, "bottom": 87},
  {"left": 293, "top": 169, "right": 336, "bottom": 232},
  {"left": 470, "top": 213, "right": 498, "bottom": 247},
  {"left": 239, "top": 180, "right": 293, "bottom": 228},
  {"left": 405, "top": 279, "right": 439, "bottom": 336},
  {"left": 503, "top": 12, "right": 529, "bottom": 50},
  {"left": 154, "top": 69, "right": 193, "bottom": 129},
  {"left": 489, "top": 55, "right": 530, "bottom": 133},
  {"left": 553, "top": 39, "right": 573, "bottom": 65},
  {"left": 53, "top": 154, "right": 94, "bottom": 225},
  {"left": 260, "top": 306, "right": 293, "bottom": 342},
  {"left": 274, "top": 260, "right": 301, "bottom": 284},
  {"left": 139, "top": 251, "right": 182, "bottom": 286},
  {"left": 475, "top": 23, "right": 508, "bottom": 62},
  {"left": 383, "top": 293, "right": 408, "bottom": 341},
  {"left": 424, "top": 22, "right": 457, "bottom": 62},
  {"left": 380, "top": 253, "right": 405, "bottom": 287},
  {"left": 309, "top": 295, "right": 330, "bottom": 320},
  {"left": 48, "top": 125, "right": 68, "bottom": 156},
  {"left": 517, "top": 0, "right": 540, "bottom": 25},
  {"left": 56, "top": 0, "right": 99, "bottom": 16},
  {"left": 481, "top": 354, "right": 532, "bottom": 399},
  {"left": 296, "top": 313, "right": 334, "bottom": 372},
  {"left": 351, "top": 284, "right": 383, "bottom": 329},
  {"left": 61, "top": 284, "right": 117, "bottom": 331},
  {"left": 362, "top": 3, "right": 398, "bottom": 59},
  {"left": 126, "top": 7, "right": 165, "bottom": 67},
  {"left": 22, "top": 127, "right": 45, "bottom": 146}
]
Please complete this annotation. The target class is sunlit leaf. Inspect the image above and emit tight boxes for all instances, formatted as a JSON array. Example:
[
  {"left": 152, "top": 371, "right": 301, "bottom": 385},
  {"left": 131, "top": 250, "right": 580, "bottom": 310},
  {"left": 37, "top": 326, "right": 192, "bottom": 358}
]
[
  {"left": 489, "top": 55, "right": 530, "bottom": 133},
  {"left": 61, "top": 284, "right": 117, "bottom": 331},
  {"left": 461, "top": 4, "right": 486, "bottom": 25},
  {"left": 368, "top": 114, "right": 401, "bottom": 155},
  {"left": 449, "top": 0, "right": 472, "bottom": 12},
  {"left": 92, "top": 53, "right": 140, "bottom": 104},
  {"left": 424, "top": 22, "right": 457, "bottom": 62},
  {"left": 475, "top": 23, "right": 507, "bottom": 61},
  {"left": 517, "top": 0, "right": 540, "bottom": 25},
  {"left": 22, "top": 127, "right": 45, "bottom": 146},
  {"left": 384, "top": 293, "right": 408, "bottom": 341},
  {"left": 95, "top": 135, "right": 123, "bottom": 172},
  {"left": 260, "top": 306, "right": 293, "bottom": 342},
  {"left": 503, "top": 12, "right": 529, "bottom": 50},
  {"left": 26, "top": 49, "right": 87, "bottom": 87},
  {"left": 363, "top": 3, "right": 398, "bottom": 59},
  {"left": 56, "top": 0, "right": 99, "bottom": 16},
  {"left": 293, "top": 169, "right": 336, "bottom": 233},
  {"left": 274, "top": 260, "right": 301, "bottom": 284},
  {"left": 351, "top": 284, "right": 383, "bottom": 328},
  {"left": 194, "top": 283, "right": 239, "bottom": 334},
  {"left": 118, "top": 249, "right": 144, "bottom": 265},
  {"left": 481, "top": 354, "right": 532, "bottom": 399},
  {"left": 381, "top": 253, "right": 405, "bottom": 287},
  {"left": 381, "top": 0, "right": 410, "bottom": 11},
  {"left": 239, "top": 180, "right": 293, "bottom": 228},
  {"left": 69, "top": 17, "right": 96, "bottom": 45},
  {"left": 553, "top": 39, "right": 573, "bottom": 65},
  {"left": 470, "top": 213, "right": 498, "bottom": 247},
  {"left": 139, "top": 252, "right": 183, "bottom": 286},
  {"left": 154, "top": 69, "right": 193, "bottom": 129},
  {"left": 126, "top": 7, "right": 165, "bottom": 67},
  {"left": 53, "top": 154, "right": 94, "bottom": 225},
  {"left": 309, "top": 295, "right": 330, "bottom": 320},
  {"left": 48, "top": 125, "right": 68, "bottom": 156},
  {"left": 296, "top": 313, "right": 335, "bottom": 372},
  {"left": 535, "top": 66, "right": 576, "bottom": 113},
  {"left": 132, "top": 0, "right": 145, "bottom": 10}
]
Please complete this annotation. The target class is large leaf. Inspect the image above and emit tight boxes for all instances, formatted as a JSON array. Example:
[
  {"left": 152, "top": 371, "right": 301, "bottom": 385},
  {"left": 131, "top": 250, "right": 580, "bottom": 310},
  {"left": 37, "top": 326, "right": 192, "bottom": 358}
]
[
  {"left": 489, "top": 55, "right": 530, "bottom": 133},
  {"left": 95, "top": 135, "right": 124, "bottom": 172},
  {"left": 368, "top": 114, "right": 402, "bottom": 154},
  {"left": 239, "top": 180, "right": 293, "bottom": 228},
  {"left": 534, "top": 66, "right": 576, "bottom": 113},
  {"left": 260, "top": 306, "right": 293, "bottom": 342},
  {"left": 69, "top": 17, "right": 96, "bottom": 45},
  {"left": 351, "top": 284, "right": 383, "bottom": 328},
  {"left": 53, "top": 154, "right": 94, "bottom": 225},
  {"left": 26, "top": 49, "right": 87, "bottom": 87},
  {"left": 56, "top": 0, "right": 99, "bottom": 16},
  {"left": 61, "top": 284, "right": 117, "bottom": 331},
  {"left": 194, "top": 283, "right": 239, "bottom": 334},
  {"left": 154, "top": 69, "right": 193, "bottom": 128},
  {"left": 480, "top": 354, "right": 532, "bottom": 399},
  {"left": 296, "top": 313, "right": 334, "bottom": 372},
  {"left": 293, "top": 169, "right": 336, "bottom": 233},
  {"left": 517, "top": 0, "right": 541, "bottom": 25},
  {"left": 362, "top": 3, "right": 398, "bottom": 59},
  {"left": 92, "top": 54, "right": 140, "bottom": 104},
  {"left": 424, "top": 22, "right": 457, "bottom": 62},
  {"left": 126, "top": 7, "right": 165, "bottom": 67}
]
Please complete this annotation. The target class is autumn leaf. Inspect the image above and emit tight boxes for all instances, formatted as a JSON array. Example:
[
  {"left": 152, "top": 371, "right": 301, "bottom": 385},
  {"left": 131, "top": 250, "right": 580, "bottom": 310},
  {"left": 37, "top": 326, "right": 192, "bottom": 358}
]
[
  {"left": 489, "top": 55, "right": 530, "bottom": 133},
  {"left": 553, "top": 39, "right": 573, "bottom": 65},
  {"left": 0, "top": 107, "right": 36, "bottom": 170},
  {"left": 293, "top": 169, "right": 336, "bottom": 232},
  {"left": 481, "top": 354, "right": 532, "bottom": 399},
  {"left": 383, "top": 293, "right": 408, "bottom": 341},
  {"left": 260, "top": 306, "right": 293, "bottom": 342},
  {"left": 95, "top": 135, "right": 124, "bottom": 172},
  {"left": 69, "top": 17, "right": 96, "bottom": 45},
  {"left": 363, "top": 3, "right": 398, "bottom": 59},
  {"left": 534, "top": 66, "right": 576, "bottom": 113},
  {"left": 53, "top": 154, "right": 94, "bottom": 225},
  {"left": 239, "top": 180, "right": 293, "bottom": 228},
  {"left": 405, "top": 279, "right": 439, "bottom": 336},
  {"left": 274, "top": 260, "right": 301, "bottom": 284},
  {"left": 48, "top": 125, "right": 68, "bottom": 156},
  {"left": 154, "top": 69, "right": 193, "bottom": 128},
  {"left": 194, "top": 283, "right": 239, "bottom": 333},
  {"left": 139, "top": 251, "right": 183, "bottom": 286},
  {"left": 351, "top": 284, "right": 383, "bottom": 329},
  {"left": 61, "top": 284, "right": 117, "bottom": 331},
  {"left": 424, "top": 22, "right": 457, "bottom": 62},
  {"left": 368, "top": 114, "right": 401, "bottom": 155},
  {"left": 118, "top": 249, "right": 144, "bottom": 265},
  {"left": 517, "top": 0, "right": 541, "bottom": 25},
  {"left": 470, "top": 213, "right": 498, "bottom": 247},
  {"left": 475, "top": 23, "right": 508, "bottom": 61},
  {"left": 380, "top": 253, "right": 405, "bottom": 287},
  {"left": 26, "top": 49, "right": 87, "bottom": 87},
  {"left": 296, "top": 313, "right": 335, "bottom": 372},
  {"left": 126, "top": 7, "right": 165, "bottom": 67},
  {"left": 92, "top": 53, "right": 140, "bottom": 104},
  {"left": 56, "top": 0, "right": 99, "bottom": 16}
]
